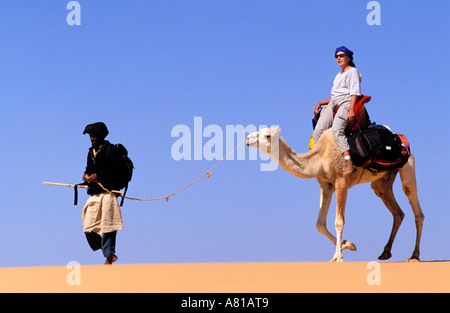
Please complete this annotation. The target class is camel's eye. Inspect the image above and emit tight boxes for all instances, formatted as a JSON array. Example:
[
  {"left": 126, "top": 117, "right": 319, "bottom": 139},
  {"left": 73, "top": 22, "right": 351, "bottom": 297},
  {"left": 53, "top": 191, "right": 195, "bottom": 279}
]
[{"left": 265, "top": 135, "right": 271, "bottom": 139}]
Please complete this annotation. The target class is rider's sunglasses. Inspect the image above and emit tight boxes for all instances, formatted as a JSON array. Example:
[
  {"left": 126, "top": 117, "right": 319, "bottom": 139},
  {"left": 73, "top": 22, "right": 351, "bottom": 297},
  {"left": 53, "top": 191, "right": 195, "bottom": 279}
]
[{"left": 335, "top": 53, "right": 347, "bottom": 59}]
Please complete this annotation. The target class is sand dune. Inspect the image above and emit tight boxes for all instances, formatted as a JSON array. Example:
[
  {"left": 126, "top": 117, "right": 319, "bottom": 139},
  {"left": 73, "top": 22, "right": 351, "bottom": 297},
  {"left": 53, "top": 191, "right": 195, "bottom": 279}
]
[{"left": 0, "top": 261, "right": 449, "bottom": 293}]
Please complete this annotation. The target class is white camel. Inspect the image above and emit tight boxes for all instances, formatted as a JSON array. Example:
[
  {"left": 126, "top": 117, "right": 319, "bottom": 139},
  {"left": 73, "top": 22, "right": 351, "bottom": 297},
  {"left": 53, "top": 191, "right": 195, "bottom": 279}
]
[{"left": 246, "top": 127, "right": 424, "bottom": 262}]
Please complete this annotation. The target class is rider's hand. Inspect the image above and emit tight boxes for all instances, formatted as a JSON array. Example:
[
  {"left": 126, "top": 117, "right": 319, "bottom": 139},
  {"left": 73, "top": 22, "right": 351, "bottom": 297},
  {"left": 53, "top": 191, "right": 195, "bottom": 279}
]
[
  {"left": 348, "top": 109, "right": 356, "bottom": 121},
  {"left": 313, "top": 103, "right": 321, "bottom": 114}
]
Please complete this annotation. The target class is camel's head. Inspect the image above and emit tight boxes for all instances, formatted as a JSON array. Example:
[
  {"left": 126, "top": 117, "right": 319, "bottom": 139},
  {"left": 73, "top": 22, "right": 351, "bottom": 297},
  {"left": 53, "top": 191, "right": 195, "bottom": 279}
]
[{"left": 246, "top": 126, "right": 281, "bottom": 155}]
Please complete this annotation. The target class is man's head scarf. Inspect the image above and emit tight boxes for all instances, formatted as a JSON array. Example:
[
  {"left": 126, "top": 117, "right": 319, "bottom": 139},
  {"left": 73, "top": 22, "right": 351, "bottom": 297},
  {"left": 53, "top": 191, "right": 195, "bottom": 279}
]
[{"left": 83, "top": 122, "right": 109, "bottom": 138}]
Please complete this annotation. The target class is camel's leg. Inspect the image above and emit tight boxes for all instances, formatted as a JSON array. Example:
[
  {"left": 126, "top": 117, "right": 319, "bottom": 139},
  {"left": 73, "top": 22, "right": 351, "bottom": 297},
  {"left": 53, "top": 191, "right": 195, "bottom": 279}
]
[
  {"left": 330, "top": 177, "right": 348, "bottom": 262},
  {"left": 316, "top": 182, "right": 335, "bottom": 242},
  {"left": 371, "top": 171, "right": 405, "bottom": 260},
  {"left": 316, "top": 182, "right": 356, "bottom": 252},
  {"left": 398, "top": 153, "right": 424, "bottom": 262}
]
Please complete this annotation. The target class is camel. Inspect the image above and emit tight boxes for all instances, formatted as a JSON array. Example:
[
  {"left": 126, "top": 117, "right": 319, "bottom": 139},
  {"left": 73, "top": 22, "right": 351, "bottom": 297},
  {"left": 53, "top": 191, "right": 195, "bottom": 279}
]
[{"left": 246, "top": 127, "right": 424, "bottom": 262}]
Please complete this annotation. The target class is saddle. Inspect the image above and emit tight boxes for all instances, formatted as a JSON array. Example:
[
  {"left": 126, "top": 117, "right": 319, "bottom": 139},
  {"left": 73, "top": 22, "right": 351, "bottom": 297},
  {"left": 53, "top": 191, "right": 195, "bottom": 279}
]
[
  {"left": 346, "top": 95, "right": 371, "bottom": 134},
  {"left": 309, "top": 95, "right": 372, "bottom": 149},
  {"left": 309, "top": 95, "right": 411, "bottom": 172}
]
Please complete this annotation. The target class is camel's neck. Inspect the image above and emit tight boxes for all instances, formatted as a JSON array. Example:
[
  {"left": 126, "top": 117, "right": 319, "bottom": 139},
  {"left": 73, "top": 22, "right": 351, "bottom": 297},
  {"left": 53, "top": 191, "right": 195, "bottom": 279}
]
[{"left": 273, "top": 137, "right": 321, "bottom": 179}]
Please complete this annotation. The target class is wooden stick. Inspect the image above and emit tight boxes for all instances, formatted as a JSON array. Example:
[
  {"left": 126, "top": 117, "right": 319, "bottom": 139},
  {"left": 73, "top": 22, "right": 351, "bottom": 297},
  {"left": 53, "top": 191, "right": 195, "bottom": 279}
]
[
  {"left": 44, "top": 182, "right": 89, "bottom": 189},
  {"left": 43, "top": 182, "right": 123, "bottom": 194}
]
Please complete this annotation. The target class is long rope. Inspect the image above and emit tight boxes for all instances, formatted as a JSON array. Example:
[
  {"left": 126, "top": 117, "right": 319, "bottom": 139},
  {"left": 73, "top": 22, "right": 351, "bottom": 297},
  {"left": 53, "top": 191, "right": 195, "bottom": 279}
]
[{"left": 97, "top": 137, "right": 247, "bottom": 203}]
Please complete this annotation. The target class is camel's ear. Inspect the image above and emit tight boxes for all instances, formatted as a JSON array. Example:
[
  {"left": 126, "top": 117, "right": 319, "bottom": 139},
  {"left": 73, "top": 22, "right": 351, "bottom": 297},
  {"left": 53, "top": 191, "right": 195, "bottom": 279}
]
[{"left": 275, "top": 126, "right": 281, "bottom": 134}]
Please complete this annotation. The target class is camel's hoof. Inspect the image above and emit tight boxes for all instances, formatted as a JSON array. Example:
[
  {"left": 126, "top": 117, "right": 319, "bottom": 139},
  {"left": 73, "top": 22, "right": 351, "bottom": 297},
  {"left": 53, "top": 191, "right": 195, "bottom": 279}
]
[
  {"left": 329, "top": 253, "right": 344, "bottom": 263},
  {"left": 342, "top": 240, "right": 357, "bottom": 251},
  {"left": 406, "top": 257, "right": 420, "bottom": 263},
  {"left": 378, "top": 251, "right": 392, "bottom": 260}
]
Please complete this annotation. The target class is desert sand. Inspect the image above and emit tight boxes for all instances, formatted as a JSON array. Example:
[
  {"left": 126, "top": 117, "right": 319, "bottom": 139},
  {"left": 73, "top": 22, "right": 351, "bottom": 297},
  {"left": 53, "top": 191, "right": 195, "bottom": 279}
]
[{"left": 0, "top": 261, "right": 449, "bottom": 293}]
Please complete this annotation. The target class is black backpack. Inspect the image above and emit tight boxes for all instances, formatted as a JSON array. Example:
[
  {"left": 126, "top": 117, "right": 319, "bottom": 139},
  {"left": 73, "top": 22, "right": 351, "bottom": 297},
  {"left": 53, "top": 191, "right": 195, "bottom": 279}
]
[
  {"left": 348, "top": 126, "right": 410, "bottom": 173},
  {"left": 74, "top": 143, "right": 134, "bottom": 206},
  {"left": 107, "top": 143, "right": 134, "bottom": 206}
]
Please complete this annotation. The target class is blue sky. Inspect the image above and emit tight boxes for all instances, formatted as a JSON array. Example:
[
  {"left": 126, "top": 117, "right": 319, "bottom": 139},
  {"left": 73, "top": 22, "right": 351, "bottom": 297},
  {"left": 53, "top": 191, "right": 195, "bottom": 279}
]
[{"left": 0, "top": 0, "right": 448, "bottom": 267}]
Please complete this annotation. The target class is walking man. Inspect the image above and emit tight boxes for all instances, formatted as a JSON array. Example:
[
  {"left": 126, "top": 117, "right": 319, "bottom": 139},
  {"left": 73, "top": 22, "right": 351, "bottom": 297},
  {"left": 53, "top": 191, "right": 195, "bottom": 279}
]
[{"left": 81, "top": 122, "right": 124, "bottom": 265}]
